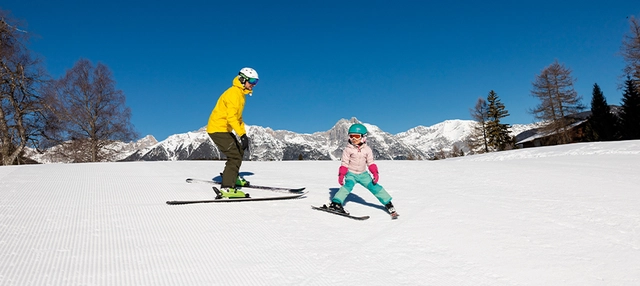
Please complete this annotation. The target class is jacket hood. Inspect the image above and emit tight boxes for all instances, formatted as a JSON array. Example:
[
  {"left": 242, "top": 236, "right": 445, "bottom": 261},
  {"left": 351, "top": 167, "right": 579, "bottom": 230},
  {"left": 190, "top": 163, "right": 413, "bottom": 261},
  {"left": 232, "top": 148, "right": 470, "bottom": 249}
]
[{"left": 233, "top": 76, "right": 254, "bottom": 96}]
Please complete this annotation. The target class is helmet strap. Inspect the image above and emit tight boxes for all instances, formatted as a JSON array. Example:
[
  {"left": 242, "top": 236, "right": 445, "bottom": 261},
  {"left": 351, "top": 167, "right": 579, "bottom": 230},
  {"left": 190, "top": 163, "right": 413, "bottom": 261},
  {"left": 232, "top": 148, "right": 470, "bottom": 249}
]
[{"left": 238, "top": 73, "right": 247, "bottom": 84}]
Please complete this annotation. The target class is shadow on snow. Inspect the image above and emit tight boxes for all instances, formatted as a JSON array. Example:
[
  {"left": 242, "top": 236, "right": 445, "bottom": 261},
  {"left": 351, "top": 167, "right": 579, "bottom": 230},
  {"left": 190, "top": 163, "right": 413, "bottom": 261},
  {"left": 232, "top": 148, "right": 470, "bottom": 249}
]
[{"left": 328, "top": 187, "right": 386, "bottom": 212}]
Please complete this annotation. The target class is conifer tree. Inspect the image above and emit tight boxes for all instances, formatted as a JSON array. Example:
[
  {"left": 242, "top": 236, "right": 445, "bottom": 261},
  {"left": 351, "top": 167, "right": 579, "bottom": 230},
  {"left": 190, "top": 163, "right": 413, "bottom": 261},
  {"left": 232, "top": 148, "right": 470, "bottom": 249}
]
[
  {"left": 586, "top": 83, "right": 618, "bottom": 141},
  {"left": 485, "top": 90, "right": 512, "bottom": 151},
  {"left": 619, "top": 77, "right": 640, "bottom": 140}
]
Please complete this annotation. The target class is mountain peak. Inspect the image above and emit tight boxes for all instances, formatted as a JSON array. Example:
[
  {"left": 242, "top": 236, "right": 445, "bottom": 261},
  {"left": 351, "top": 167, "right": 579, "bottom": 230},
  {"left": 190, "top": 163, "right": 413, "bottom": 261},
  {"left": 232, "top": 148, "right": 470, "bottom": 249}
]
[
  {"left": 118, "top": 118, "right": 482, "bottom": 162},
  {"left": 31, "top": 118, "right": 541, "bottom": 163}
]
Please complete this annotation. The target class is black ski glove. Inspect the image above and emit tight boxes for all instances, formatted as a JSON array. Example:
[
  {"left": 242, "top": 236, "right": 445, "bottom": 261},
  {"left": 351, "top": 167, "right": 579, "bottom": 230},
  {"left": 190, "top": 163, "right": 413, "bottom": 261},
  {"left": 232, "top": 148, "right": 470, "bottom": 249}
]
[{"left": 240, "top": 134, "right": 250, "bottom": 151}]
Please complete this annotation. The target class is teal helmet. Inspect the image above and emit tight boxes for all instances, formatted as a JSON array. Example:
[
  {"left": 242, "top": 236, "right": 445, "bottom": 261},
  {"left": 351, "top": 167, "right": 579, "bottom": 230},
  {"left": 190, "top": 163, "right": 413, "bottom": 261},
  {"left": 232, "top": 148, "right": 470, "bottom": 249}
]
[{"left": 348, "top": 123, "right": 368, "bottom": 135}]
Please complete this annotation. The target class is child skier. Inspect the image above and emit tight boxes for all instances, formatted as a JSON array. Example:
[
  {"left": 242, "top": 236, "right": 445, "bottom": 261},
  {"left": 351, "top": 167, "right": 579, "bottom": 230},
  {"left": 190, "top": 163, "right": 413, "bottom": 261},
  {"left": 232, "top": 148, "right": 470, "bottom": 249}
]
[{"left": 324, "top": 123, "right": 397, "bottom": 217}]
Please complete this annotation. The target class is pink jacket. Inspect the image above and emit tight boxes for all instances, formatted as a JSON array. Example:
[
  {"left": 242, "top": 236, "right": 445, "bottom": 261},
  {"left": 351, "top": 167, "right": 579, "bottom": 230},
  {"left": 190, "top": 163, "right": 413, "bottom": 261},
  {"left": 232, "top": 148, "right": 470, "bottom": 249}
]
[{"left": 340, "top": 143, "right": 375, "bottom": 174}]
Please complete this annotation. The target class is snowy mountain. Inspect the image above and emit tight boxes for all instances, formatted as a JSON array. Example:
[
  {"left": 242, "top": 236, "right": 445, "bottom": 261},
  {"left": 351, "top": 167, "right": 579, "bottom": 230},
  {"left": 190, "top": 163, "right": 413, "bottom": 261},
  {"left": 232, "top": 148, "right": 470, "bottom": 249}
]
[
  {"left": 28, "top": 118, "right": 538, "bottom": 163},
  {"left": 108, "top": 135, "right": 159, "bottom": 161},
  {"left": 120, "top": 118, "right": 488, "bottom": 162},
  {"left": 121, "top": 129, "right": 219, "bottom": 161},
  {"left": 25, "top": 135, "right": 159, "bottom": 164},
  {"left": 396, "top": 119, "right": 475, "bottom": 157}
]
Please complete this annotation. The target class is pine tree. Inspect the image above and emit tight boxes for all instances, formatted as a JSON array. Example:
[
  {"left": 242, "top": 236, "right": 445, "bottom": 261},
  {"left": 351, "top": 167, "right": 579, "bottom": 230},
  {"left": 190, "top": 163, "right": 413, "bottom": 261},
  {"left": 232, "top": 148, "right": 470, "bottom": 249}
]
[
  {"left": 485, "top": 90, "right": 512, "bottom": 151},
  {"left": 586, "top": 83, "right": 618, "bottom": 141},
  {"left": 619, "top": 77, "right": 640, "bottom": 140}
]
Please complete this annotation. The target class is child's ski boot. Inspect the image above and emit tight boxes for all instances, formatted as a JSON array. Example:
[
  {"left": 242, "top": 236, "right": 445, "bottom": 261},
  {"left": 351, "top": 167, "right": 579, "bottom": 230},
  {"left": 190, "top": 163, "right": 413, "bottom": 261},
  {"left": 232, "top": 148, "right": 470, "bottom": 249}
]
[
  {"left": 385, "top": 202, "right": 399, "bottom": 219},
  {"left": 325, "top": 201, "right": 349, "bottom": 215}
]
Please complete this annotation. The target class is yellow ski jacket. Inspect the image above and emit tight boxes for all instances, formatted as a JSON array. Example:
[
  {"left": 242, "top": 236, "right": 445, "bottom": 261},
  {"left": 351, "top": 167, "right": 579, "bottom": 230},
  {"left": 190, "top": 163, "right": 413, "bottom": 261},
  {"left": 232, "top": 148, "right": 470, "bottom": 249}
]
[{"left": 206, "top": 76, "right": 252, "bottom": 136}]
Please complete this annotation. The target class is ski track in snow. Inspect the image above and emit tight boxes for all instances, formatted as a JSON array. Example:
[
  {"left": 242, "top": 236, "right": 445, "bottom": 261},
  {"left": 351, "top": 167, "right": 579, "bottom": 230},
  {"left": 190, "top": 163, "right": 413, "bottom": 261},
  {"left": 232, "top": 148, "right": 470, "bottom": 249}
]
[{"left": 1, "top": 141, "right": 639, "bottom": 285}]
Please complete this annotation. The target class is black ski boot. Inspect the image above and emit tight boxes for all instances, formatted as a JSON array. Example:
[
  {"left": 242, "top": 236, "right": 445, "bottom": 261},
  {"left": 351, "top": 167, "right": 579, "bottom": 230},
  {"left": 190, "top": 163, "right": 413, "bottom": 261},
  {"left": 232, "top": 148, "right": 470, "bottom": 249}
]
[
  {"left": 327, "top": 202, "right": 348, "bottom": 214},
  {"left": 385, "top": 202, "right": 396, "bottom": 213},
  {"left": 385, "top": 202, "right": 399, "bottom": 219}
]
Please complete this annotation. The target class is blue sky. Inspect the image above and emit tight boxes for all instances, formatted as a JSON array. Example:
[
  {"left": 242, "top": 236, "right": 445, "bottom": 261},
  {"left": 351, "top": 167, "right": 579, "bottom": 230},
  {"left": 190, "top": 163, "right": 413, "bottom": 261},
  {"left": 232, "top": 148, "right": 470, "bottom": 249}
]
[{"left": 3, "top": 1, "right": 638, "bottom": 141}]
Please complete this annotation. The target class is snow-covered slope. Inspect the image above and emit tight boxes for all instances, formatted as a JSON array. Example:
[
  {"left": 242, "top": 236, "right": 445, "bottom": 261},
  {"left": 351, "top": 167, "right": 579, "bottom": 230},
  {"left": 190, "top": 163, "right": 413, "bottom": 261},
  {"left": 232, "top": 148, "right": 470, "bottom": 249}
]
[{"left": 2, "top": 140, "right": 639, "bottom": 285}]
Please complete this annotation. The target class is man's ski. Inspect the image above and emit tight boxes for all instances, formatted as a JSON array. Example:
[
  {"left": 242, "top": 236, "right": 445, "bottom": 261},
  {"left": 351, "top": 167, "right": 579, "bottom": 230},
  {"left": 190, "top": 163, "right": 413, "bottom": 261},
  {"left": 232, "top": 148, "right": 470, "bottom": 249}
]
[
  {"left": 186, "top": 178, "right": 305, "bottom": 193},
  {"left": 167, "top": 191, "right": 307, "bottom": 205},
  {"left": 311, "top": 205, "right": 370, "bottom": 220}
]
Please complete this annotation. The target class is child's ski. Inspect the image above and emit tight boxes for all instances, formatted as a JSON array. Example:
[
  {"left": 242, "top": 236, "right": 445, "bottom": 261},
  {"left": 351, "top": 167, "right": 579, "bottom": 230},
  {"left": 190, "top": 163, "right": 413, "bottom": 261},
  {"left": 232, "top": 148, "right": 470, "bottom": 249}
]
[{"left": 311, "top": 205, "right": 370, "bottom": 220}]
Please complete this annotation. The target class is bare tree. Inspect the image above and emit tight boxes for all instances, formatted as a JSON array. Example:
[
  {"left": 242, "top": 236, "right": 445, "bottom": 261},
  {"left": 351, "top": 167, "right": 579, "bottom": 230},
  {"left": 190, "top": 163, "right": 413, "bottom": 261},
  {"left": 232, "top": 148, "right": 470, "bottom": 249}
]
[
  {"left": 530, "top": 60, "right": 584, "bottom": 145},
  {"left": 449, "top": 144, "right": 463, "bottom": 158},
  {"left": 42, "top": 59, "right": 137, "bottom": 162},
  {"left": 468, "top": 97, "right": 489, "bottom": 153},
  {"left": 621, "top": 16, "right": 640, "bottom": 86},
  {"left": 0, "top": 11, "right": 47, "bottom": 165}
]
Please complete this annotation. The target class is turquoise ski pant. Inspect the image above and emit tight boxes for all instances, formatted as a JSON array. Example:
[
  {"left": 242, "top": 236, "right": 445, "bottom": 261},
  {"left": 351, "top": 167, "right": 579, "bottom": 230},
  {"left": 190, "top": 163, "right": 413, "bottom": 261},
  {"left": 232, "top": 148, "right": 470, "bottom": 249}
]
[{"left": 332, "top": 171, "right": 392, "bottom": 205}]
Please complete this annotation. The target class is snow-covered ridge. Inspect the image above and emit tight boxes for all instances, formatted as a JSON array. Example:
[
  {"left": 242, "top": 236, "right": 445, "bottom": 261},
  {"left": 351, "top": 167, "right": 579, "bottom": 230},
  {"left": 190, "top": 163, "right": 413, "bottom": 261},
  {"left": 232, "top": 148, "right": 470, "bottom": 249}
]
[
  {"left": 122, "top": 118, "right": 487, "bottom": 161},
  {"left": 30, "top": 118, "right": 540, "bottom": 163}
]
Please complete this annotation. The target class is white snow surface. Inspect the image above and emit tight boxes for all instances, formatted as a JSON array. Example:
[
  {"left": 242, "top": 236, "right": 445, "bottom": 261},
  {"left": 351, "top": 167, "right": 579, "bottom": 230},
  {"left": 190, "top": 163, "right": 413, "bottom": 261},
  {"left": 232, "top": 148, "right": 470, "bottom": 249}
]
[{"left": 1, "top": 140, "right": 639, "bottom": 285}]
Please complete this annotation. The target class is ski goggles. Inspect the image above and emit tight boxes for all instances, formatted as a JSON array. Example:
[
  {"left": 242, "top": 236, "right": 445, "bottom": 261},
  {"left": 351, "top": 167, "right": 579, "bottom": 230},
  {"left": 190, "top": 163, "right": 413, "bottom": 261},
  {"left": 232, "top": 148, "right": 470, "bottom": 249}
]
[
  {"left": 240, "top": 74, "right": 259, "bottom": 85},
  {"left": 349, "top": 134, "right": 362, "bottom": 139},
  {"left": 247, "top": 77, "right": 259, "bottom": 85}
]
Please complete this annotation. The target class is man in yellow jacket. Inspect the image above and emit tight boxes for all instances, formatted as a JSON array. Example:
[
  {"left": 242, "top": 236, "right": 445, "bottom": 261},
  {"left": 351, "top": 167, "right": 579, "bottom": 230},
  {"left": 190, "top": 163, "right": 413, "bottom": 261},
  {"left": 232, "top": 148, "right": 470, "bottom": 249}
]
[{"left": 207, "top": 67, "right": 259, "bottom": 198}]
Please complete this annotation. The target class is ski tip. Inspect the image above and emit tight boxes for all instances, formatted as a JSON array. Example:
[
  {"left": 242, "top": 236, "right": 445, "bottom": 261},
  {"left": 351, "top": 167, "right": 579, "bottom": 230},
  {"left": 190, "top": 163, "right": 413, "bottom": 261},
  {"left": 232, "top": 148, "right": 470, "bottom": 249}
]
[
  {"left": 166, "top": 200, "right": 201, "bottom": 205},
  {"left": 185, "top": 178, "right": 193, "bottom": 183}
]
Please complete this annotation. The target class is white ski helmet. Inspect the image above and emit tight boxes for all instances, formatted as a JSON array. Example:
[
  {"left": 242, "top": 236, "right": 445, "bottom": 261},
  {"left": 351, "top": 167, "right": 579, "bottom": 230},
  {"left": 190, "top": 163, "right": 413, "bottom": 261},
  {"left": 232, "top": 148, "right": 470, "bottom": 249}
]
[{"left": 239, "top": 67, "right": 259, "bottom": 80}]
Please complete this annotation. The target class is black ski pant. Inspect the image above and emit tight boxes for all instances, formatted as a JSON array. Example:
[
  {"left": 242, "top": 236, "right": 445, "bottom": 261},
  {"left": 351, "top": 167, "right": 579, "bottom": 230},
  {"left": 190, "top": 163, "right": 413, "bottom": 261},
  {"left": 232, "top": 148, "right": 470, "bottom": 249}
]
[{"left": 208, "top": 132, "right": 244, "bottom": 188}]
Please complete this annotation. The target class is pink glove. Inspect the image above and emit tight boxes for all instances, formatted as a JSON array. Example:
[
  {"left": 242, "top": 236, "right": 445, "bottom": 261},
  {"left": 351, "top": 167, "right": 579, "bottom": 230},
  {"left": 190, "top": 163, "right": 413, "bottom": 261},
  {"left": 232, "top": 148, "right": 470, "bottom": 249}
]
[
  {"left": 338, "top": 166, "right": 348, "bottom": 186},
  {"left": 368, "top": 164, "right": 379, "bottom": 184}
]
